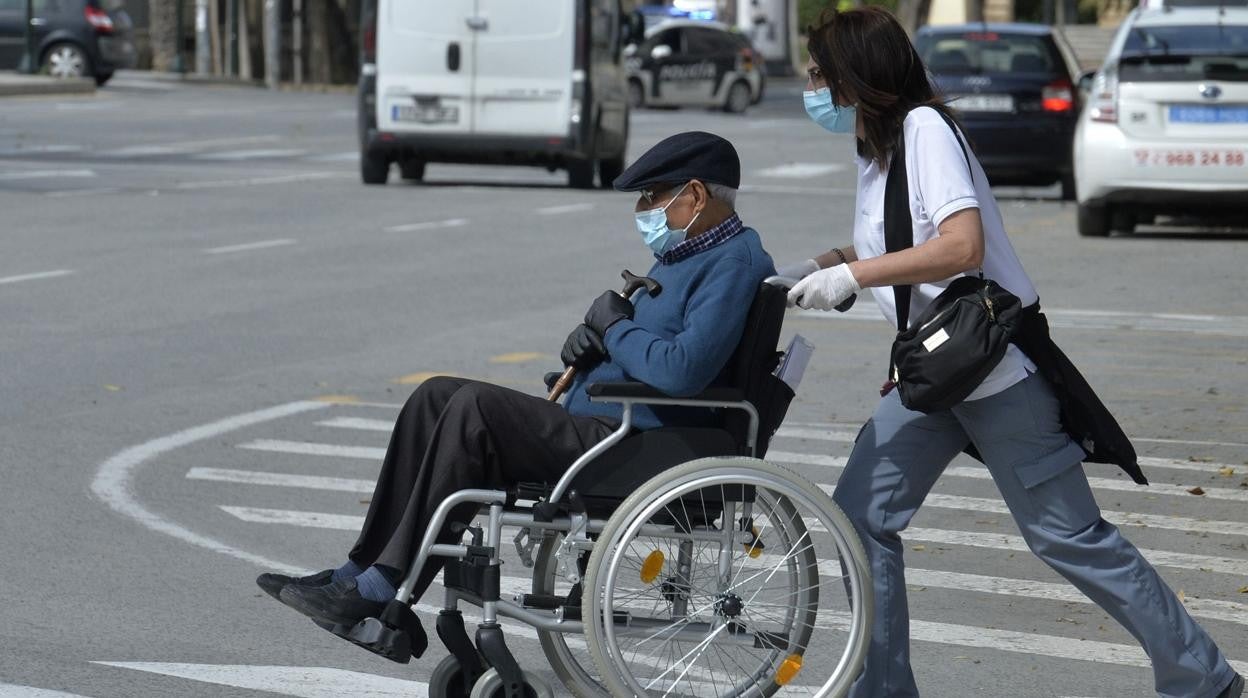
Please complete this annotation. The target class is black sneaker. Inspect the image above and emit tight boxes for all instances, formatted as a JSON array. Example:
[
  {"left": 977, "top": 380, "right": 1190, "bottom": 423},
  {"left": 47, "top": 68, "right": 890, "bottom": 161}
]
[
  {"left": 255, "top": 568, "right": 335, "bottom": 601},
  {"left": 1219, "top": 674, "right": 1245, "bottom": 698},
  {"left": 279, "top": 577, "right": 387, "bottom": 628}
]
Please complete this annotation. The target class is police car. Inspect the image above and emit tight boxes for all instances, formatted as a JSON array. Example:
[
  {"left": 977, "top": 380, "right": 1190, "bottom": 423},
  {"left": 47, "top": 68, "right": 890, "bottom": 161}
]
[{"left": 625, "top": 20, "right": 765, "bottom": 113}]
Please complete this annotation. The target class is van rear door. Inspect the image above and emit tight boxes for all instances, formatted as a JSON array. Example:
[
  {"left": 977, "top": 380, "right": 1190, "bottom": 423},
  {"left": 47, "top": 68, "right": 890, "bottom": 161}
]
[
  {"left": 377, "top": 0, "right": 475, "bottom": 135},
  {"left": 470, "top": 0, "right": 575, "bottom": 137}
]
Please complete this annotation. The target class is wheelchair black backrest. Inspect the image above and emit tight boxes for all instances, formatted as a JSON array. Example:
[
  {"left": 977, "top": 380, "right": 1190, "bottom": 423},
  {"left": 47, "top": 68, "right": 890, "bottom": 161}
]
[{"left": 723, "top": 280, "right": 794, "bottom": 457}]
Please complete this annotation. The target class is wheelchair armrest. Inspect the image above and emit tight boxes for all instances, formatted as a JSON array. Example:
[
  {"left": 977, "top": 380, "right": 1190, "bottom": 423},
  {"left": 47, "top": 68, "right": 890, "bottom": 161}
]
[{"left": 585, "top": 381, "right": 745, "bottom": 403}]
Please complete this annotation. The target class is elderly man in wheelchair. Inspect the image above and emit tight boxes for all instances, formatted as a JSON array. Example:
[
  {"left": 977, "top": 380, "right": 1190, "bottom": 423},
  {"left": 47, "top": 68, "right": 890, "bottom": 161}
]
[{"left": 257, "top": 132, "right": 872, "bottom": 697}]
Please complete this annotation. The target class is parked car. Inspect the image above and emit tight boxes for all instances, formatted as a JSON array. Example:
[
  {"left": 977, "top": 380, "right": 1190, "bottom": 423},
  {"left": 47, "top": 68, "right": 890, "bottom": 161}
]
[
  {"left": 624, "top": 20, "right": 765, "bottom": 114},
  {"left": 916, "top": 23, "right": 1083, "bottom": 199},
  {"left": 0, "top": 0, "right": 134, "bottom": 85},
  {"left": 1073, "top": 3, "right": 1248, "bottom": 236},
  {"left": 357, "top": 0, "right": 638, "bottom": 189}
]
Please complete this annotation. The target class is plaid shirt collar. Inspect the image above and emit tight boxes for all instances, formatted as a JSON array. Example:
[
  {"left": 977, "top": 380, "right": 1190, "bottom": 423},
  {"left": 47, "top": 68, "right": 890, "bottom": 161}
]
[{"left": 656, "top": 213, "right": 745, "bottom": 264}]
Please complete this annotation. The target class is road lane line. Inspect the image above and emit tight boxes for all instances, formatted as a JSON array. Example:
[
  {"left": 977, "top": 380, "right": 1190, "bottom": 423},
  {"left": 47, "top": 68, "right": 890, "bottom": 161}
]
[
  {"left": 221, "top": 505, "right": 364, "bottom": 529},
  {"left": 203, "top": 239, "right": 297, "bottom": 255},
  {"left": 99, "top": 135, "right": 281, "bottom": 157},
  {"left": 756, "top": 163, "right": 845, "bottom": 178},
  {"left": 944, "top": 466, "right": 1248, "bottom": 503},
  {"left": 383, "top": 218, "right": 468, "bottom": 233},
  {"left": 535, "top": 203, "right": 595, "bottom": 215},
  {"left": 193, "top": 148, "right": 307, "bottom": 161},
  {"left": 91, "top": 401, "right": 329, "bottom": 574},
  {"left": 176, "top": 172, "right": 339, "bottom": 190},
  {"left": 237, "top": 438, "right": 384, "bottom": 460},
  {"left": 92, "top": 663, "right": 429, "bottom": 698},
  {"left": 0, "top": 685, "right": 93, "bottom": 698},
  {"left": 316, "top": 416, "right": 392, "bottom": 432},
  {"left": 0, "top": 269, "right": 74, "bottom": 285},
  {"left": 0, "top": 169, "right": 95, "bottom": 180}
]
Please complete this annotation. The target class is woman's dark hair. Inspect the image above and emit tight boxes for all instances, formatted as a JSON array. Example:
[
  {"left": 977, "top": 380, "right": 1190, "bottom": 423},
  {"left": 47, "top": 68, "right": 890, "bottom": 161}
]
[{"left": 807, "top": 6, "right": 957, "bottom": 167}]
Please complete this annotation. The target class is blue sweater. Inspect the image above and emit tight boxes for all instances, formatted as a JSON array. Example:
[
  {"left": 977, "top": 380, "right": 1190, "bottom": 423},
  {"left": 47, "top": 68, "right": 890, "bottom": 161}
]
[{"left": 564, "top": 227, "right": 775, "bottom": 430}]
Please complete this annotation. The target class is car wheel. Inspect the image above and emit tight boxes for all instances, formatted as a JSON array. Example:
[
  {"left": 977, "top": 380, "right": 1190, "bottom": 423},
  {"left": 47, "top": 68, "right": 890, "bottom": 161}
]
[
  {"left": 398, "top": 157, "right": 426, "bottom": 182},
  {"left": 361, "top": 149, "right": 390, "bottom": 185},
  {"left": 568, "top": 158, "right": 595, "bottom": 189},
  {"left": 1076, "top": 203, "right": 1110, "bottom": 237},
  {"left": 1060, "top": 173, "right": 1076, "bottom": 201},
  {"left": 1110, "top": 209, "right": 1136, "bottom": 235},
  {"left": 42, "top": 42, "right": 90, "bottom": 79},
  {"left": 627, "top": 80, "right": 644, "bottom": 109},
  {"left": 723, "top": 80, "right": 751, "bottom": 114},
  {"left": 95, "top": 70, "right": 114, "bottom": 87}
]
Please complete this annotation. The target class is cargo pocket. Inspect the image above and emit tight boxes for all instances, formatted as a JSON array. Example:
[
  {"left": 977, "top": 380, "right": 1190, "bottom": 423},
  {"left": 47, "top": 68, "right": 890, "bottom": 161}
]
[{"left": 1014, "top": 440, "right": 1099, "bottom": 535}]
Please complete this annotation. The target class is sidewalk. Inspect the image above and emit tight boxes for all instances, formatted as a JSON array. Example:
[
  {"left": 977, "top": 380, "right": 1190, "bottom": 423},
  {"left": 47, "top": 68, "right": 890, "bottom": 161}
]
[{"left": 0, "top": 72, "right": 94, "bottom": 97}]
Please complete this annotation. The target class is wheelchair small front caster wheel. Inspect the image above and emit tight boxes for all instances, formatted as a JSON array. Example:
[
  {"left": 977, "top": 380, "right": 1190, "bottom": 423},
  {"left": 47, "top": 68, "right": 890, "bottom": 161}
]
[
  {"left": 429, "top": 654, "right": 474, "bottom": 698},
  {"left": 468, "top": 668, "right": 553, "bottom": 698}
]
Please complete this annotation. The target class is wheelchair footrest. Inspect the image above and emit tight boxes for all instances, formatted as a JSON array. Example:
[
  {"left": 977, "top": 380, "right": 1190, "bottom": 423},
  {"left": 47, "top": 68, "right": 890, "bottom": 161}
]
[{"left": 339, "top": 600, "right": 429, "bottom": 664}]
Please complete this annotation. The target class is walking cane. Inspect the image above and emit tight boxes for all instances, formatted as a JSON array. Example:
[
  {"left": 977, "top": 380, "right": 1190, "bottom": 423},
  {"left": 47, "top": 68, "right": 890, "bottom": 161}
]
[{"left": 547, "top": 269, "right": 662, "bottom": 401}]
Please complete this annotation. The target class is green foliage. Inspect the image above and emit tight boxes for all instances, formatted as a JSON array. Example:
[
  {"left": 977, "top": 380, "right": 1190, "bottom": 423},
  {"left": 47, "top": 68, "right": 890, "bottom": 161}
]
[{"left": 799, "top": 0, "right": 901, "bottom": 34}]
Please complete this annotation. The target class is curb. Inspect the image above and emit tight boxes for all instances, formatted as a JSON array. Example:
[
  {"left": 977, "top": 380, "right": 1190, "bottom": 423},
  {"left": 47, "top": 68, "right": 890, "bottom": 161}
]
[{"left": 0, "top": 76, "right": 95, "bottom": 98}]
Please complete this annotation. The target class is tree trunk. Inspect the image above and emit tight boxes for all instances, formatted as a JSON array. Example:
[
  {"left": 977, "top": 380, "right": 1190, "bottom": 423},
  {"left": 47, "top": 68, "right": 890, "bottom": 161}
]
[
  {"left": 148, "top": 0, "right": 177, "bottom": 71},
  {"left": 209, "top": 0, "right": 222, "bottom": 74},
  {"left": 238, "top": 0, "right": 252, "bottom": 80}
]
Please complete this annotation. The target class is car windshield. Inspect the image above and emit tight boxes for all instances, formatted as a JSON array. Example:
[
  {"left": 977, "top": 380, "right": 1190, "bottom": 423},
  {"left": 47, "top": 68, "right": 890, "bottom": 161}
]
[
  {"left": 918, "top": 32, "right": 1060, "bottom": 75},
  {"left": 1120, "top": 24, "right": 1248, "bottom": 81}
]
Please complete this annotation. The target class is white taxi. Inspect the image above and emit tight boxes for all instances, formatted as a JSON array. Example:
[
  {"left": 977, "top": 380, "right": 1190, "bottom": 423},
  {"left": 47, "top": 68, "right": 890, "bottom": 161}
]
[{"left": 1072, "top": 3, "right": 1248, "bottom": 236}]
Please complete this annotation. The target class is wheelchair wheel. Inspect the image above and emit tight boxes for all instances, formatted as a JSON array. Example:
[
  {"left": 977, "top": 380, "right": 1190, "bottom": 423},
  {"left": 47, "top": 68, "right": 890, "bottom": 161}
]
[
  {"left": 429, "top": 654, "right": 471, "bottom": 698},
  {"left": 582, "top": 457, "right": 872, "bottom": 697},
  {"left": 533, "top": 534, "right": 611, "bottom": 697},
  {"left": 468, "top": 668, "right": 553, "bottom": 698}
]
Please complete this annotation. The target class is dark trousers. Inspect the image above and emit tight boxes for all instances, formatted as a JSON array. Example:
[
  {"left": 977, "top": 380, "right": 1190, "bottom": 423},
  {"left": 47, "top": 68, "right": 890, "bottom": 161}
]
[{"left": 347, "top": 376, "right": 619, "bottom": 600}]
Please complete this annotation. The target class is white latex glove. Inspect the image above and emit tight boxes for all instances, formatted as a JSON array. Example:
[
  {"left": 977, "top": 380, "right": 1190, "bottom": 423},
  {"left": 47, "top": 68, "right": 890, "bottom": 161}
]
[
  {"left": 776, "top": 258, "right": 820, "bottom": 281},
  {"left": 787, "top": 264, "right": 861, "bottom": 311}
]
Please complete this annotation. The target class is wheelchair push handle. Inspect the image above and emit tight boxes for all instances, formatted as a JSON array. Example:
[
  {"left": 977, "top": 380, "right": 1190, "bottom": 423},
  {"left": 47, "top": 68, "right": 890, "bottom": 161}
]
[{"left": 547, "top": 269, "right": 663, "bottom": 402}]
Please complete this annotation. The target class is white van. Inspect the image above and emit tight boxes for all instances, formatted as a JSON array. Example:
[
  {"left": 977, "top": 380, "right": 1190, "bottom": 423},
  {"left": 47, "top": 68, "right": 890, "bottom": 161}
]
[{"left": 358, "top": 0, "right": 639, "bottom": 188}]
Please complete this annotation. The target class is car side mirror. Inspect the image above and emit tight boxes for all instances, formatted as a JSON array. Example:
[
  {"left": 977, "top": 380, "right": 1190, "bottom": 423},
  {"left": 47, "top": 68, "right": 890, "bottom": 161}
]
[
  {"left": 1077, "top": 70, "right": 1096, "bottom": 94},
  {"left": 651, "top": 45, "right": 673, "bottom": 60}
]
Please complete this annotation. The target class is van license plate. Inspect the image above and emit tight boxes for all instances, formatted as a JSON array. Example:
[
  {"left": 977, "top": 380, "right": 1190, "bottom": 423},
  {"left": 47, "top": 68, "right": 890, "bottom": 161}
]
[
  {"left": 392, "top": 104, "right": 459, "bottom": 124},
  {"left": 950, "top": 94, "right": 1014, "bottom": 113},
  {"left": 1169, "top": 105, "right": 1248, "bottom": 124}
]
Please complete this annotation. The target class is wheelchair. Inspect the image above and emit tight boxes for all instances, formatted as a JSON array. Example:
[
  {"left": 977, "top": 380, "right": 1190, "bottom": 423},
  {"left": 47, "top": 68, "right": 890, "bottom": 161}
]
[{"left": 337, "top": 279, "right": 873, "bottom": 697}]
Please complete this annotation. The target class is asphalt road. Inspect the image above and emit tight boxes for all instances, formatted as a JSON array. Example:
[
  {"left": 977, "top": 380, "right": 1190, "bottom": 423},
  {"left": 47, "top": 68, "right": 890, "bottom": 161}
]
[{"left": 1, "top": 73, "right": 1246, "bottom": 698}]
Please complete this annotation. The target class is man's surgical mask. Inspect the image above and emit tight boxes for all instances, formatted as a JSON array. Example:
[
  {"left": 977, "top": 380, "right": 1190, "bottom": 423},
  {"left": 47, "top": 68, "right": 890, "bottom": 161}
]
[
  {"left": 635, "top": 182, "right": 701, "bottom": 255},
  {"left": 803, "top": 87, "right": 856, "bottom": 134}
]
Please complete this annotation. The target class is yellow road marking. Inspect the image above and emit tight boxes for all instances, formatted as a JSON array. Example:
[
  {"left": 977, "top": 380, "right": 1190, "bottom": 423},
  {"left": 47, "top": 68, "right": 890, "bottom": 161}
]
[
  {"left": 393, "top": 371, "right": 460, "bottom": 385},
  {"left": 313, "top": 395, "right": 362, "bottom": 404},
  {"left": 489, "top": 352, "right": 548, "bottom": 364}
]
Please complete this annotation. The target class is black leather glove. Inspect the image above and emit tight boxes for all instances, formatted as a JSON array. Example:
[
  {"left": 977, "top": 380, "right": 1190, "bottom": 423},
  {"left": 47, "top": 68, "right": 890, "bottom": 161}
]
[
  {"left": 544, "top": 371, "right": 562, "bottom": 391},
  {"left": 584, "top": 291, "right": 634, "bottom": 336},
  {"left": 561, "top": 324, "right": 607, "bottom": 370}
]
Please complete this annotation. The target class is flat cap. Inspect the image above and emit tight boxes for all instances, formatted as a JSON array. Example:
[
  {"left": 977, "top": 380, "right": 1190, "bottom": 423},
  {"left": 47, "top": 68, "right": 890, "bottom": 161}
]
[{"left": 612, "top": 131, "right": 740, "bottom": 192}]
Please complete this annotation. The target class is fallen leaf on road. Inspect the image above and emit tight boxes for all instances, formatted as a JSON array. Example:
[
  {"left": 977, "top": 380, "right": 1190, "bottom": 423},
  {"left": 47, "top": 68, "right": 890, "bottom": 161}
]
[
  {"left": 1187, "top": 486, "right": 1206, "bottom": 496},
  {"left": 1218, "top": 467, "right": 1236, "bottom": 477},
  {"left": 103, "top": 384, "right": 122, "bottom": 392},
  {"left": 1238, "top": 586, "right": 1248, "bottom": 594},
  {"left": 911, "top": 545, "right": 926, "bottom": 551}
]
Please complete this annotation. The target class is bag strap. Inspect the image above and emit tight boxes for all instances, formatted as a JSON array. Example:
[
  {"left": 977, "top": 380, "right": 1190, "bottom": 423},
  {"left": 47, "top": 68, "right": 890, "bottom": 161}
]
[{"left": 883, "top": 108, "right": 977, "bottom": 334}]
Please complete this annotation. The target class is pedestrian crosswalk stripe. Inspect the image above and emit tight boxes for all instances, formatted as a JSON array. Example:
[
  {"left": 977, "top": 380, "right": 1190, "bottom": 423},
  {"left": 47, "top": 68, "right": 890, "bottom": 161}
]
[
  {"left": 317, "top": 416, "right": 392, "bottom": 431},
  {"left": 221, "top": 505, "right": 362, "bottom": 529},
  {"left": 0, "top": 684, "right": 92, "bottom": 698},
  {"left": 93, "top": 663, "right": 429, "bottom": 698},
  {"left": 772, "top": 450, "right": 1248, "bottom": 502},
  {"left": 191, "top": 467, "right": 372, "bottom": 492},
  {"left": 237, "top": 439, "right": 385, "bottom": 460}
]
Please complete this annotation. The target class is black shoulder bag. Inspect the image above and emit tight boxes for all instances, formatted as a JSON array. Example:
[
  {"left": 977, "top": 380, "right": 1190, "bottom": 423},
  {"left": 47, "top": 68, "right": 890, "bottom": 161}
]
[{"left": 885, "top": 111, "right": 1023, "bottom": 413}]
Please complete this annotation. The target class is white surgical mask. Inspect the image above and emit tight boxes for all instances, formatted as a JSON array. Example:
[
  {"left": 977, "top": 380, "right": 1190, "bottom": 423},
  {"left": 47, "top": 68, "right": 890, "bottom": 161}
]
[
  {"left": 803, "top": 87, "right": 857, "bottom": 134},
  {"left": 634, "top": 182, "right": 701, "bottom": 255}
]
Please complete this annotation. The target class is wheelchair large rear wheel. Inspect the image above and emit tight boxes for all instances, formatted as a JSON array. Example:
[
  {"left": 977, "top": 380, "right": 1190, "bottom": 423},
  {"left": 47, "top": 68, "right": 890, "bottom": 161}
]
[
  {"left": 582, "top": 457, "right": 872, "bottom": 697},
  {"left": 533, "top": 533, "right": 610, "bottom": 697}
]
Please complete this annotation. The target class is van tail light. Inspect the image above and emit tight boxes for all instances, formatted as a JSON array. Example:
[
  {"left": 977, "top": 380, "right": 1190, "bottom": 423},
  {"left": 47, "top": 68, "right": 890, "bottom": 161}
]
[
  {"left": 1041, "top": 79, "right": 1074, "bottom": 112},
  {"left": 1088, "top": 70, "right": 1119, "bottom": 123},
  {"left": 362, "top": 25, "right": 376, "bottom": 63},
  {"left": 84, "top": 5, "right": 114, "bottom": 34}
]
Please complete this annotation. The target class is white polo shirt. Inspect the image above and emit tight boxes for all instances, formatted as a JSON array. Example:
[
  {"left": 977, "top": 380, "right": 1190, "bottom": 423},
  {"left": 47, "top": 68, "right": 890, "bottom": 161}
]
[{"left": 852, "top": 106, "right": 1037, "bottom": 402}]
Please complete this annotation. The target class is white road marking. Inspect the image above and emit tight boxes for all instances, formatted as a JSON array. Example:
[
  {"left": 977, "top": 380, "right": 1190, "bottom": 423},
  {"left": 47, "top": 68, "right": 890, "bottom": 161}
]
[
  {"left": 0, "top": 269, "right": 74, "bottom": 285},
  {"left": 316, "top": 416, "right": 392, "bottom": 432},
  {"left": 383, "top": 218, "right": 469, "bottom": 233},
  {"left": 738, "top": 183, "right": 856, "bottom": 196},
  {"left": 92, "top": 663, "right": 428, "bottom": 698},
  {"left": 99, "top": 135, "right": 281, "bottom": 158},
  {"left": 191, "top": 467, "right": 372, "bottom": 493},
  {"left": 44, "top": 187, "right": 122, "bottom": 198},
  {"left": 175, "top": 172, "right": 339, "bottom": 190},
  {"left": 944, "top": 465, "right": 1248, "bottom": 503},
  {"left": 202, "top": 238, "right": 297, "bottom": 255},
  {"left": 90, "top": 400, "right": 329, "bottom": 575},
  {"left": 0, "top": 144, "right": 84, "bottom": 155},
  {"left": 0, "top": 685, "right": 92, "bottom": 698},
  {"left": 237, "top": 438, "right": 385, "bottom": 460},
  {"left": 194, "top": 148, "right": 308, "bottom": 161},
  {"left": 756, "top": 163, "right": 845, "bottom": 178},
  {"left": 0, "top": 169, "right": 95, "bottom": 180},
  {"left": 221, "top": 505, "right": 364, "bottom": 529},
  {"left": 796, "top": 305, "right": 1248, "bottom": 338},
  {"left": 536, "top": 203, "right": 596, "bottom": 216},
  {"left": 303, "top": 151, "right": 359, "bottom": 163}
]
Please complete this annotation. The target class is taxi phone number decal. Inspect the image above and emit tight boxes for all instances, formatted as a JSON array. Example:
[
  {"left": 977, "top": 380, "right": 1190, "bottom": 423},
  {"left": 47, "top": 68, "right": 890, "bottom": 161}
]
[{"left": 1133, "top": 149, "right": 1248, "bottom": 167}]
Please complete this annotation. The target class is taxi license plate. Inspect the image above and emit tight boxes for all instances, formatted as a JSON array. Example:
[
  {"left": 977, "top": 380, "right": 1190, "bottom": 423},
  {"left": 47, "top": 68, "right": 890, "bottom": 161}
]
[
  {"left": 392, "top": 104, "right": 459, "bottom": 124},
  {"left": 1132, "top": 148, "right": 1248, "bottom": 167},
  {"left": 950, "top": 94, "right": 1014, "bottom": 113}
]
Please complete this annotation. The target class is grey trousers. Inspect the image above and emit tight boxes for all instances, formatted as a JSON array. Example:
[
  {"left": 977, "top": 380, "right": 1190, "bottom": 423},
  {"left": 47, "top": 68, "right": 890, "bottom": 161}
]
[{"left": 833, "top": 373, "right": 1236, "bottom": 698}]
